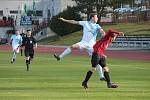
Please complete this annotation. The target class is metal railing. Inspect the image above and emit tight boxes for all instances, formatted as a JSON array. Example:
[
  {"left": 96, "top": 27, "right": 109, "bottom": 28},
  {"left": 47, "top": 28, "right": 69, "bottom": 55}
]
[{"left": 108, "top": 36, "right": 150, "bottom": 50}]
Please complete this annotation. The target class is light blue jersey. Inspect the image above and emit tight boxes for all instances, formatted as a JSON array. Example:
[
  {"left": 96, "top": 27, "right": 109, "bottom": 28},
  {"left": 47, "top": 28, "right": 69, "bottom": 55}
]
[
  {"left": 11, "top": 34, "right": 22, "bottom": 50},
  {"left": 79, "top": 21, "right": 101, "bottom": 43}
]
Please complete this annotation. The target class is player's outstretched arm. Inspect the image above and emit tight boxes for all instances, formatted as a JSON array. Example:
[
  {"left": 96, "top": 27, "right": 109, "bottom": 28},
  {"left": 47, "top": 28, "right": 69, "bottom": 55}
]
[
  {"left": 58, "top": 17, "right": 79, "bottom": 25},
  {"left": 99, "top": 28, "right": 106, "bottom": 36}
]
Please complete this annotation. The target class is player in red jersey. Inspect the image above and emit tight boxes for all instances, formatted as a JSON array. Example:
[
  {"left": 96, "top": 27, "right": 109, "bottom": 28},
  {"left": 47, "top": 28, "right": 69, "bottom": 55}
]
[{"left": 82, "top": 29, "right": 124, "bottom": 89}]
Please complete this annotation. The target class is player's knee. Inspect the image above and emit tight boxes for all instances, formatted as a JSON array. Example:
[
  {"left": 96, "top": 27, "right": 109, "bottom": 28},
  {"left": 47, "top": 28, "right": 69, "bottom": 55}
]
[
  {"left": 91, "top": 67, "right": 96, "bottom": 72},
  {"left": 71, "top": 44, "right": 80, "bottom": 49},
  {"left": 68, "top": 46, "right": 73, "bottom": 51},
  {"left": 103, "top": 66, "right": 109, "bottom": 72}
]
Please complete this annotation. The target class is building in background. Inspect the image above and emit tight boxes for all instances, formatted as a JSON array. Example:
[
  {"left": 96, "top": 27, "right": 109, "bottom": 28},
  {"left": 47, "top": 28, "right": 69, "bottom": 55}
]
[
  {"left": 0, "top": 0, "right": 76, "bottom": 26},
  {"left": 0, "top": 0, "right": 76, "bottom": 43}
]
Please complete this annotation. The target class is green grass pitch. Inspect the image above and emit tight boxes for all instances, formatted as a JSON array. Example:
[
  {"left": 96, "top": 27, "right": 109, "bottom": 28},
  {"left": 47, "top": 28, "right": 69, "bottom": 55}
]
[{"left": 0, "top": 51, "right": 150, "bottom": 100}]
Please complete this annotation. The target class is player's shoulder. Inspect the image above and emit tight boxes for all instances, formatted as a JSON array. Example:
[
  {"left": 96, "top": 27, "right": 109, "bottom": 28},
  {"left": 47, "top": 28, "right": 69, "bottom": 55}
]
[
  {"left": 79, "top": 20, "right": 87, "bottom": 23},
  {"left": 79, "top": 21, "right": 87, "bottom": 25},
  {"left": 95, "top": 23, "right": 101, "bottom": 29},
  {"left": 11, "top": 34, "right": 17, "bottom": 38},
  {"left": 18, "top": 35, "right": 22, "bottom": 38}
]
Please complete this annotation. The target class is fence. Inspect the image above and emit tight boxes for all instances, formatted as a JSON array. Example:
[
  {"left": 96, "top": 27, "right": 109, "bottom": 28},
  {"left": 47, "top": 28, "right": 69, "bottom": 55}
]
[
  {"left": 108, "top": 36, "right": 150, "bottom": 50},
  {"left": 113, "top": 10, "right": 150, "bottom": 23}
]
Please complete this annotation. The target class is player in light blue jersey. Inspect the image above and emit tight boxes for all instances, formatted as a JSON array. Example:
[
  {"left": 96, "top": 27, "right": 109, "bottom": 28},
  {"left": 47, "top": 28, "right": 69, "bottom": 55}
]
[
  {"left": 54, "top": 13, "right": 106, "bottom": 80},
  {"left": 9, "top": 29, "right": 22, "bottom": 63}
]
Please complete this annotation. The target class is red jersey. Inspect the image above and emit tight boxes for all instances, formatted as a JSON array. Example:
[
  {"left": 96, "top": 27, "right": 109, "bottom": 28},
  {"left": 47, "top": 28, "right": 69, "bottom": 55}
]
[{"left": 93, "top": 29, "right": 120, "bottom": 56}]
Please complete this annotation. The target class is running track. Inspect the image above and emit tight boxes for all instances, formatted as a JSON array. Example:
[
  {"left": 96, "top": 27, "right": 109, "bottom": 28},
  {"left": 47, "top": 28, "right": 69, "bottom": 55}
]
[{"left": 0, "top": 45, "right": 150, "bottom": 61}]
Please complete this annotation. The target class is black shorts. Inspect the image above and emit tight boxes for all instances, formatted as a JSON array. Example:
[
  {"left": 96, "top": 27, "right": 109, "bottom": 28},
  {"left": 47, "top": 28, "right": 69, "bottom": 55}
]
[
  {"left": 24, "top": 49, "right": 34, "bottom": 59},
  {"left": 91, "top": 52, "right": 106, "bottom": 68}
]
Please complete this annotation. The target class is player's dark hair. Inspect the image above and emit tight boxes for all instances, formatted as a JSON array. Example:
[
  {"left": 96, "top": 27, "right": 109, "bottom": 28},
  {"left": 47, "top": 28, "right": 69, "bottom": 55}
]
[
  {"left": 27, "top": 29, "right": 33, "bottom": 36},
  {"left": 110, "top": 33, "right": 117, "bottom": 38},
  {"left": 89, "top": 12, "right": 97, "bottom": 19}
]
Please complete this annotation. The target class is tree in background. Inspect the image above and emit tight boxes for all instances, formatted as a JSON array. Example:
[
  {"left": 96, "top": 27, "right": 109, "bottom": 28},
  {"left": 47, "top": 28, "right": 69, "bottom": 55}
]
[
  {"left": 49, "top": 6, "right": 82, "bottom": 36},
  {"left": 73, "top": 0, "right": 138, "bottom": 20},
  {"left": 73, "top": 0, "right": 116, "bottom": 21},
  {"left": 32, "top": 0, "right": 36, "bottom": 16}
]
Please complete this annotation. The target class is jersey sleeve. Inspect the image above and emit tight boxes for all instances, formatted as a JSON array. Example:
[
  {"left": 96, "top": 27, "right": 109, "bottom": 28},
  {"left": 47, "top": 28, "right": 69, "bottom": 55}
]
[
  {"left": 78, "top": 21, "right": 86, "bottom": 26},
  {"left": 96, "top": 24, "right": 102, "bottom": 29},
  {"left": 97, "top": 24, "right": 102, "bottom": 30}
]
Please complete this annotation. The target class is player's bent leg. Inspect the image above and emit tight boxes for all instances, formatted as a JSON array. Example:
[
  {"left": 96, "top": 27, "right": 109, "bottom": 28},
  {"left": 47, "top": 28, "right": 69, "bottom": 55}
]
[
  {"left": 26, "top": 57, "right": 30, "bottom": 71},
  {"left": 82, "top": 52, "right": 99, "bottom": 89},
  {"left": 82, "top": 70, "right": 92, "bottom": 89},
  {"left": 20, "top": 48, "right": 23, "bottom": 56},
  {"left": 82, "top": 67, "right": 96, "bottom": 89},
  {"left": 11, "top": 46, "right": 18, "bottom": 63},
  {"left": 96, "top": 64, "right": 105, "bottom": 81},
  {"left": 103, "top": 66, "right": 109, "bottom": 72},
  {"left": 82, "top": 52, "right": 98, "bottom": 89},
  {"left": 11, "top": 51, "right": 16, "bottom": 64},
  {"left": 60, "top": 47, "right": 72, "bottom": 58},
  {"left": 86, "top": 47, "right": 105, "bottom": 81},
  {"left": 103, "top": 67, "right": 111, "bottom": 86},
  {"left": 91, "top": 67, "right": 96, "bottom": 72},
  {"left": 15, "top": 47, "right": 20, "bottom": 53},
  {"left": 54, "top": 53, "right": 61, "bottom": 61},
  {"left": 25, "top": 51, "right": 30, "bottom": 71},
  {"left": 54, "top": 46, "right": 72, "bottom": 61},
  {"left": 29, "top": 53, "right": 34, "bottom": 64},
  {"left": 54, "top": 43, "right": 80, "bottom": 61},
  {"left": 71, "top": 43, "right": 81, "bottom": 49},
  {"left": 103, "top": 66, "right": 118, "bottom": 88}
]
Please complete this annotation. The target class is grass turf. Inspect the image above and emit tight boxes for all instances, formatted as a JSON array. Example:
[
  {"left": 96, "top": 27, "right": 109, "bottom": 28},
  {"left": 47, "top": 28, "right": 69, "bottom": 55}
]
[{"left": 0, "top": 50, "right": 150, "bottom": 100}]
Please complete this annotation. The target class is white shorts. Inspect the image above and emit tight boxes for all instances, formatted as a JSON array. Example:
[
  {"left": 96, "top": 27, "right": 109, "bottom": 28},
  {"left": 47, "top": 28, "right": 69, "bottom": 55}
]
[
  {"left": 76, "top": 41, "right": 95, "bottom": 56},
  {"left": 12, "top": 45, "right": 20, "bottom": 53}
]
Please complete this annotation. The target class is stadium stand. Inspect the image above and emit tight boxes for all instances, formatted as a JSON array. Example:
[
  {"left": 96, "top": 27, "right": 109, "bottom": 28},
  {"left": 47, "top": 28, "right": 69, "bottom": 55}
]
[{"left": 108, "top": 36, "right": 150, "bottom": 50}]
